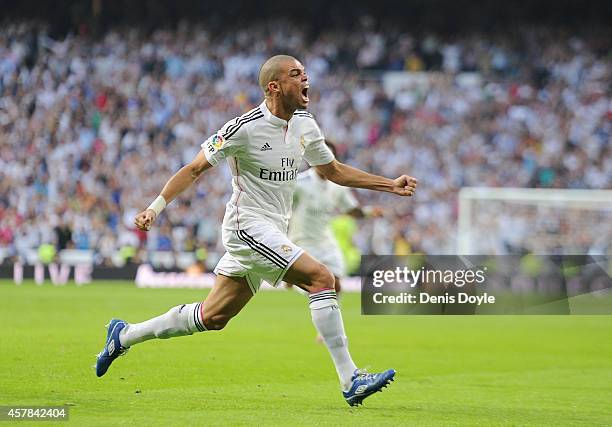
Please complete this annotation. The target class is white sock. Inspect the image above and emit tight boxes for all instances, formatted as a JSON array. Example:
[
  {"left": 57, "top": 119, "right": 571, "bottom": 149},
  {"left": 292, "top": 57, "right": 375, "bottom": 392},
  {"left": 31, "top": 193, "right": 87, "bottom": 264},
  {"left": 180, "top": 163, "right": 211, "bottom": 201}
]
[
  {"left": 119, "top": 302, "right": 206, "bottom": 347},
  {"left": 309, "top": 289, "right": 357, "bottom": 391}
]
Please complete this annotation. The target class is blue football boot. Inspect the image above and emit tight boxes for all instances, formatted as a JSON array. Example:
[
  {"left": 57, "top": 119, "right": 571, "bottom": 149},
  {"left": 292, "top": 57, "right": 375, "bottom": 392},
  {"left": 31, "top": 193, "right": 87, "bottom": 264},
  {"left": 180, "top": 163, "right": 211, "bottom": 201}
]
[
  {"left": 95, "top": 319, "right": 129, "bottom": 377},
  {"left": 343, "top": 368, "right": 396, "bottom": 406}
]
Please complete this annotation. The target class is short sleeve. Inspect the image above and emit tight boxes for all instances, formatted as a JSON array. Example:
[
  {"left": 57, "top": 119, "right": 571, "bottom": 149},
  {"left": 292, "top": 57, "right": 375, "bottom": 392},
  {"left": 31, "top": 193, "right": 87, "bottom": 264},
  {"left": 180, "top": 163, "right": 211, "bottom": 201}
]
[
  {"left": 302, "top": 119, "right": 335, "bottom": 166},
  {"left": 201, "top": 118, "right": 247, "bottom": 166}
]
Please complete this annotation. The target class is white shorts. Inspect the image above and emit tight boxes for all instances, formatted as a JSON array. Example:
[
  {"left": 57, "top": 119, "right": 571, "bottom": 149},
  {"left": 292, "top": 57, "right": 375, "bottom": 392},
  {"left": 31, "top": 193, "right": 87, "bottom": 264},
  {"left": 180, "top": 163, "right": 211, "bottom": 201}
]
[
  {"left": 214, "top": 222, "right": 304, "bottom": 294},
  {"left": 298, "top": 241, "right": 346, "bottom": 278}
]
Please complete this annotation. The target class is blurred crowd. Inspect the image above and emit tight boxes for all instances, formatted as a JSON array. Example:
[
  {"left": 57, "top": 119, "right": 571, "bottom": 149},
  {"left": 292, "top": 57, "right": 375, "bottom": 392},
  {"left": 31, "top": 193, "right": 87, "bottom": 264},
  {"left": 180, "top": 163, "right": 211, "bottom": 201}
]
[{"left": 0, "top": 19, "right": 610, "bottom": 266}]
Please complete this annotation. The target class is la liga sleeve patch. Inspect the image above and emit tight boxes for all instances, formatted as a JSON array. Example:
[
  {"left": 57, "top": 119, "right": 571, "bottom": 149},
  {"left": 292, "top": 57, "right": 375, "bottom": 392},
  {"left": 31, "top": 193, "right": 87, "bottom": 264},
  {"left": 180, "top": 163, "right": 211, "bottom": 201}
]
[{"left": 205, "top": 133, "right": 226, "bottom": 155}]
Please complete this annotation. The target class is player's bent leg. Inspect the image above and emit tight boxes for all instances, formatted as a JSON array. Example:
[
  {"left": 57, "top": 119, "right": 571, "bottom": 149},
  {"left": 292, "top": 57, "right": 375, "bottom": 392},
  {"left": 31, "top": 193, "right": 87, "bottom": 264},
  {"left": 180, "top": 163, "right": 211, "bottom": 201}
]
[
  {"left": 284, "top": 253, "right": 396, "bottom": 405},
  {"left": 95, "top": 274, "right": 252, "bottom": 377},
  {"left": 314, "top": 275, "right": 343, "bottom": 344},
  {"left": 284, "top": 252, "right": 335, "bottom": 292},
  {"left": 284, "top": 253, "right": 358, "bottom": 389},
  {"left": 200, "top": 274, "right": 253, "bottom": 330}
]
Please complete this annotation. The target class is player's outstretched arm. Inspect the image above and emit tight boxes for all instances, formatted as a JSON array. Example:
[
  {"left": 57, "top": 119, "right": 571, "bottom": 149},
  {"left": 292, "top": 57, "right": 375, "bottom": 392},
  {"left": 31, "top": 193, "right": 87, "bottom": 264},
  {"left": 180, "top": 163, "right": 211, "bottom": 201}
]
[
  {"left": 316, "top": 160, "right": 418, "bottom": 197},
  {"left": 134, "top": 150, "right": 212, "bottom": 231}
]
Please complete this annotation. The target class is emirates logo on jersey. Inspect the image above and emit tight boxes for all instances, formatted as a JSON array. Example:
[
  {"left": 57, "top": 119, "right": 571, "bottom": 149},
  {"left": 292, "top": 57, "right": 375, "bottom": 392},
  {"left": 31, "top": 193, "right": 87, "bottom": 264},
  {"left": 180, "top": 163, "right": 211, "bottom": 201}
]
[{"left": 259, "top": 168, "right": 299, "bottom": 181}]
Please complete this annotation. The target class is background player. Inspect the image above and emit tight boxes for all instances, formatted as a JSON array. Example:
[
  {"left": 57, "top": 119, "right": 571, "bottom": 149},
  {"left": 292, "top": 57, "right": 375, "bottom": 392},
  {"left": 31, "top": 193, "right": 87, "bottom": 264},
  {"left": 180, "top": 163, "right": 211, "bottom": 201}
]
[
  {"left": 290, "top": 140, "right": 384, "bottom": 290},
  {"left": 288, "top": 140, "right": 383, "bottom": 341},
  {"left": 95, "top": 55, "right": 418, "bottom": 406},
  {"left": 287, "top": 140, "right": 383, "bottom": 342}
]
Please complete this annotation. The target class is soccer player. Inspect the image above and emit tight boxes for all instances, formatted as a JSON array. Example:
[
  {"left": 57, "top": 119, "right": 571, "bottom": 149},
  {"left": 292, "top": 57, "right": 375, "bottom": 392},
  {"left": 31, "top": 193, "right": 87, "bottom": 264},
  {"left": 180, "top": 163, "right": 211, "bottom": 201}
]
[{"left": 95, "top": 55, "right": 418, "bottom": 406}]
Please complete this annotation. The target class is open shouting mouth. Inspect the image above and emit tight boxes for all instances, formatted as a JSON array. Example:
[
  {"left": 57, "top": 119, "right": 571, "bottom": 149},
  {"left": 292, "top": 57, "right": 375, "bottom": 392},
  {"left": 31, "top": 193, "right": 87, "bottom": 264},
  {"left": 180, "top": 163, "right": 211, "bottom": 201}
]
[{"left": 301, "top": 85, "right": 309, "bottom": 103}]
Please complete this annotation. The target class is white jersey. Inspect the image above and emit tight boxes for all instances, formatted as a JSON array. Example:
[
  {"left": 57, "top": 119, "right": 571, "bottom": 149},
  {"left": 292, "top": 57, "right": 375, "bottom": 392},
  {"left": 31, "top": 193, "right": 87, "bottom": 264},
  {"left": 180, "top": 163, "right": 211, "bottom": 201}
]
[
  {"left": 289, "top": 168, "right": 358, "bottom": 247},
  {"left": 202, "top": 101, "right": 334, "bottom": 233}
]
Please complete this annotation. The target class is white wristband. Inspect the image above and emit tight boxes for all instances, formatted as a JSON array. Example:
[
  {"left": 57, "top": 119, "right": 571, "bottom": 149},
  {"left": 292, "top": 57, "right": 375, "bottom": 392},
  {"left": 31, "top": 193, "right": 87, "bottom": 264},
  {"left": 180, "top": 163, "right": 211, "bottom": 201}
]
[{"left": 147, "top": 195, "right": 167, "bottom": 216}]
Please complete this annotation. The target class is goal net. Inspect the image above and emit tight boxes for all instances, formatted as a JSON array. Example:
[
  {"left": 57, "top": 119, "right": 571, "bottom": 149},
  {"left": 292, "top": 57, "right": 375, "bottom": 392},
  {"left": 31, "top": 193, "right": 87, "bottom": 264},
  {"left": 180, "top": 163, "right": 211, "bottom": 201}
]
[{"left": 457, "top": 187, "right": 612, "bottom": 255}]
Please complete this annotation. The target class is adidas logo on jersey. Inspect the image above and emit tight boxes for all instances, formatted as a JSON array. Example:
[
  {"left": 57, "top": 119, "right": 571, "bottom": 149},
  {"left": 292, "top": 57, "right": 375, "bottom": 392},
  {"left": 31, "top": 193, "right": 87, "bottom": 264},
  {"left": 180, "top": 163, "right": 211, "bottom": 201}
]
[{"left": 260, "top": 142, "right": 272, "bottom": 151}]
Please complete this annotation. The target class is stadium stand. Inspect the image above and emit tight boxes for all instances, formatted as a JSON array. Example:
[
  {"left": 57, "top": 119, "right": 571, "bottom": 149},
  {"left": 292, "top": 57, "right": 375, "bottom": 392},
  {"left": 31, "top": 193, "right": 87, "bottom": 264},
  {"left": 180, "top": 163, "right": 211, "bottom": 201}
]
[{"left": 0, "top": 13, "right": 610, "bottom": 268}]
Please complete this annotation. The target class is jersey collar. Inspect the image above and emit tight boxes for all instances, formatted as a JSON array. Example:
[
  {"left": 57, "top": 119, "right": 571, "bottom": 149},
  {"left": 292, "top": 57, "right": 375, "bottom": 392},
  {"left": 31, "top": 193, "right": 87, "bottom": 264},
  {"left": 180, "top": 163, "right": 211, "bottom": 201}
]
[{"left": 260, "top": 101, "right": 288, "bottom": 127}]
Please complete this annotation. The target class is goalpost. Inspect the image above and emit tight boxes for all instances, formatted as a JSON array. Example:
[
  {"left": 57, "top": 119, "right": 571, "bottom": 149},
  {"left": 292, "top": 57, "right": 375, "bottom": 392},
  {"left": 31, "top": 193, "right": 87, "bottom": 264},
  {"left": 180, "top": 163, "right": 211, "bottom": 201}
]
[{"left": 457, "top": 187, "right": 612, "bottom": 255}]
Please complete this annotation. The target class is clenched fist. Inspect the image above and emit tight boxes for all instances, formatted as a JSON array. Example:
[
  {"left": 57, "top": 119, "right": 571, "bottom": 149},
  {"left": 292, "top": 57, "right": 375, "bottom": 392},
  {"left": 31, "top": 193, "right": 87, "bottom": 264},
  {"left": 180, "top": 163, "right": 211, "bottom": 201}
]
[
  {"left": 391, "top": 175, "right": 418, "bottom": 196},
  {"left": 134, "top": 209, "right": 157, "bottom": 231}
]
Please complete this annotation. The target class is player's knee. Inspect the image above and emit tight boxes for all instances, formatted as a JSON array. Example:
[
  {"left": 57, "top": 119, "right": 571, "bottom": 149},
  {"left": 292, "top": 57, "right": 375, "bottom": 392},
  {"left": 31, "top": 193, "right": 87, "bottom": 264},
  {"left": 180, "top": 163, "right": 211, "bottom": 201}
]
[
  {"left": 201, "top": 313, "right": 232, "bottom": 331},
  {"left": 310, "top": 264, "right": 335, "bottom": 292}
]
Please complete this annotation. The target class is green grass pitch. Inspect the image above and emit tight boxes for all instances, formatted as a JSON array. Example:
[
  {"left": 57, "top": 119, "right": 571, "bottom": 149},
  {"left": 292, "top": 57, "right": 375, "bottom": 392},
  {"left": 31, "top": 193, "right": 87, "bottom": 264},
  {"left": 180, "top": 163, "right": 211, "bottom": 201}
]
[{"left": 1, "top": 280, "right": 611, "bottom": 426}]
